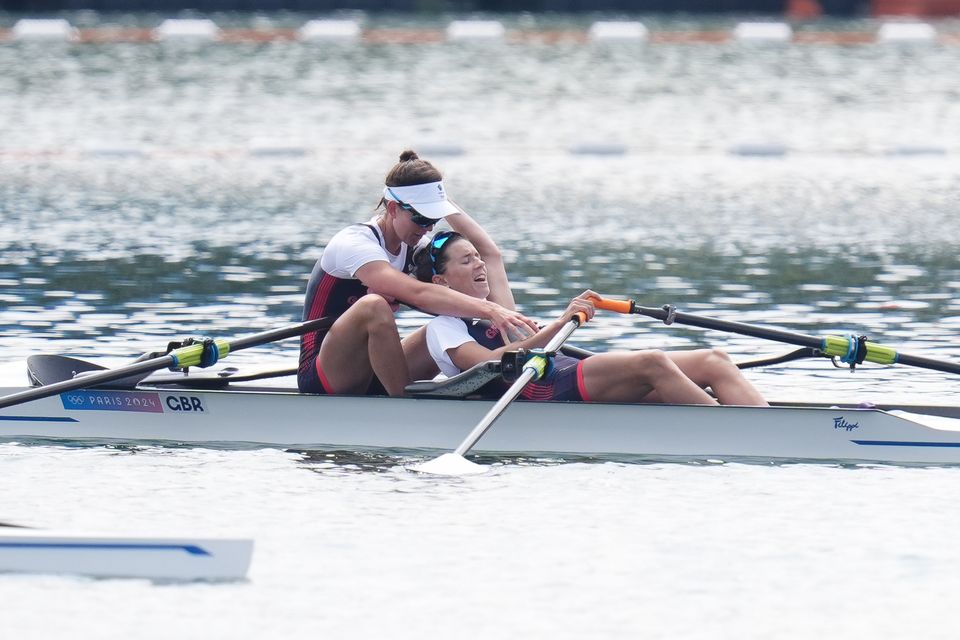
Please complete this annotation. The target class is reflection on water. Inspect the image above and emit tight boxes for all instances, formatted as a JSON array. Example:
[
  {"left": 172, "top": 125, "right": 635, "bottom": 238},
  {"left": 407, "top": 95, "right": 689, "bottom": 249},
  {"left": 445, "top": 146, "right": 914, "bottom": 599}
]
[
  {"left": 2, "top": 157, "right": 957, "bottom": 349},
  {"left": 1, "top": 27, "right": 959, "bottom": 401}
]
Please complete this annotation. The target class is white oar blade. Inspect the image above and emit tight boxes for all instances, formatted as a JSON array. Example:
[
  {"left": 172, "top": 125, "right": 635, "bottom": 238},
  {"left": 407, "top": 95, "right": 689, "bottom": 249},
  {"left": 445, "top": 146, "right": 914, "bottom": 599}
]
[{"left": 410, "top": 453, "right": 488, "bottom": 476}]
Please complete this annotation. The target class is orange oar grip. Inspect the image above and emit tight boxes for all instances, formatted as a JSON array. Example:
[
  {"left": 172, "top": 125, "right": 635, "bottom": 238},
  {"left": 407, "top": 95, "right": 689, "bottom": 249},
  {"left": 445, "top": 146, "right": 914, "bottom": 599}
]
[
  {"left": 573, "top": 311, "right": 588, "bottom": 326},
  {"left": 594, "top": 298, "right": 634, "bottom": 314}
]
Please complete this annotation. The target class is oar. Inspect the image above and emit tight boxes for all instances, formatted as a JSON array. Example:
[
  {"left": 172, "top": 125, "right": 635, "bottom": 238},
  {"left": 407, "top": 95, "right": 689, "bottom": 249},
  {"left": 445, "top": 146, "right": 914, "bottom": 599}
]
[
  {"left": 559, "top": 344, "right": 594, "bottom": 360},
  {"left": 593, "top": 298, "right": 960, "bottom": 376},
  {"left": 27, "top": 355, "right": 298, "bottom": 389},
  {"left": 413, "top": 312, "right": 588, "bottom": 476},
  {"left": 559, "top": 340, "right": 817, "bottom": 370},
  {"left": 0, "top": 316, "right": 334, "bottom": 410},
  {"left": 735, "top": 348, "right": 821, "bottom": 370}
]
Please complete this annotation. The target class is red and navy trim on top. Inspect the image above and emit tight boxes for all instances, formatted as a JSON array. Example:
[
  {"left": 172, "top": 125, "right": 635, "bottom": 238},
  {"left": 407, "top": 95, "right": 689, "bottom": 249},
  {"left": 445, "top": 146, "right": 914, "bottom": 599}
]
[
  {"left": 461, "top": 318, "right": 589, "bottom": 402},
  {"left": 298, "top": 224, "right": 415, "bottom": 394}
]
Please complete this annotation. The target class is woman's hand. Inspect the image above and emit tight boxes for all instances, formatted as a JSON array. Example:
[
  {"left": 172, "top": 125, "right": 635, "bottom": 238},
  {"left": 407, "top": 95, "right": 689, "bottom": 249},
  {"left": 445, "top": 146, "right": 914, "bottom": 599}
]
[
  {"left": 484, "top": 301, "right": 540, "bottom": 341},
  {"left": 558, "top": 290, "right": 597, "bottom": 325}
]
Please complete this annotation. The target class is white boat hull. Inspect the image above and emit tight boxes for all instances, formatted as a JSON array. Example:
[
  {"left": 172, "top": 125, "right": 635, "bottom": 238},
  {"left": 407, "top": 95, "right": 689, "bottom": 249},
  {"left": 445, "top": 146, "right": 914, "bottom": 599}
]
[
  {"left": 3, "top": 385, "right": 960, "bottom": 464},
  {"left": 0, "top": 529, "right": 253, "bottom": 580}
]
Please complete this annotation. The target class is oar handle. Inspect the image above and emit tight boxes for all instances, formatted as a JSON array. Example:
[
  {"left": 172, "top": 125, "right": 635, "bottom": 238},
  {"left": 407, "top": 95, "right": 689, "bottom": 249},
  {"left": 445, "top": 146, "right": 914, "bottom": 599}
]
[{"left": 592, "top": 298, "right": 635, "bottom": 314}]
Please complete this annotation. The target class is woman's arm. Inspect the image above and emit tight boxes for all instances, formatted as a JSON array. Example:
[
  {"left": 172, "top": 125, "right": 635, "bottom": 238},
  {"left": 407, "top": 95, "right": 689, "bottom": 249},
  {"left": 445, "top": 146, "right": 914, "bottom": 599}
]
[
  {"left": 356, "top": 261, "right": 539, "bottom": 337},
  {"left": 444, "top": 208, "right": 516, "bottom": 311},
  {"left": 445, "top": 294, "right": 596, "bottom": 372}
]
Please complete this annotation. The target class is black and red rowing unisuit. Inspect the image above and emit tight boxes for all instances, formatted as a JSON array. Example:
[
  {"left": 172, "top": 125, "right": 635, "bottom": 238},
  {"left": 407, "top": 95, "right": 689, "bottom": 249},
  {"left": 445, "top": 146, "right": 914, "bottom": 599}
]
[
  {"left": 462, "top": 318, "right": 590, "bottom": 402},
  {"left": 298, "top": 224, "right": 415, "bottom": 394}
]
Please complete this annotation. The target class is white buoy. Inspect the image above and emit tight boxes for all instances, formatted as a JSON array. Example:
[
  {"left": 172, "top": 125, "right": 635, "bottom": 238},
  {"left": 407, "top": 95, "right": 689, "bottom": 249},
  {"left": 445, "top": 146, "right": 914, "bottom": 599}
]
[
  {"left": 446, "top": 20, "right": 505, "bottom": 42},
  {"left": 81, "top": 142, "right": 147, "bottom": 159},
  {"left": 153, "top": 19, "right": 221, "bottom": 41},
  {"left": 247, "top": 138, "right": 309, "bottom": 157},
  {"left": 588, "top": 21, "right": 648, "bottom": 42},
  {"left": 728, "top": 142, "right": 789, "bottom": 157},
  {"left": 414, "top": 142, "right": 466, "bottom": 156},
  {"left": 297, "top": 19, "right": 361, "bottom": 42},
  {"left": 884, "top": 144, "right": 947, "bottom": 156},
  {"left": 733, "top": 22, "right": 793, "bottom": 42},
  {"left": 877, "top": 22, "right": 936, "bottom": 43},
  {"left": 569, "top": 143, "right": 628, "bottom": 156},
  {"left": 11, "top": 19, "right": 79, "bottom": 41}
]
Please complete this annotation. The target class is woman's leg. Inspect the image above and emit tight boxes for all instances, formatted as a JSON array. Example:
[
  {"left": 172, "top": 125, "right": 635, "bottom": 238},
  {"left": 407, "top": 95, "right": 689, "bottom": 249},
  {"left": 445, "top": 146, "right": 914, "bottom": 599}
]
[
  {"left": 661, "top": 349, "right": 768, "bottom": 406},
  {"left": 580, "top": 350, "right": 718, "bottom": 405},
  {"left": 318, "top": 295, "right": 410, "bottom": 396}
]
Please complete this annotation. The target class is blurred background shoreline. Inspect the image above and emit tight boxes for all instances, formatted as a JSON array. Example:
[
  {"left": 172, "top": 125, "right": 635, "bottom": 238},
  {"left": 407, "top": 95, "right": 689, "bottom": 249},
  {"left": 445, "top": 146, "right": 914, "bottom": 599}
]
[{"left": 2, "top": 0, "right": 960, "bottom": 19}]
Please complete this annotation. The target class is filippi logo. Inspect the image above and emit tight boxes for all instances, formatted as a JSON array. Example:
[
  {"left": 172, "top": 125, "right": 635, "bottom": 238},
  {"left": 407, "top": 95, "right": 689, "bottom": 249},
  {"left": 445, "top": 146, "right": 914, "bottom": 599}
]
[{"left": 833, "top": 416, "right": 860, "bottom": 431}]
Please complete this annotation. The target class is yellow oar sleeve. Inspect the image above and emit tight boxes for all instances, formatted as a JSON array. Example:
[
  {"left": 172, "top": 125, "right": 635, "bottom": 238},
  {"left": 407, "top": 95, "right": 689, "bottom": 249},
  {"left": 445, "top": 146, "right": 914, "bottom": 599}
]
[
  {"left": 523, "top": 354, "right": 549, "bottom": 381},
  {"left": 169, "top": 339, "right": 231, "bottom": 369},
  {"left": 821, "top": 335, "right": 898, "bottom": 365}
]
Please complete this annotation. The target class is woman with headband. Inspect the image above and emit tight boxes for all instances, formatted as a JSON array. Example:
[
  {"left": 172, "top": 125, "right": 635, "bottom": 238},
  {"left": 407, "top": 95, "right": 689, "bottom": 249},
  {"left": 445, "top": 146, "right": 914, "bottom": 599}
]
[
  {"left": 413, "top": 231, "right": 768, "bottom": 406},
  {"left": 298, "top": 150, "right": 538, "bottom": 397}
]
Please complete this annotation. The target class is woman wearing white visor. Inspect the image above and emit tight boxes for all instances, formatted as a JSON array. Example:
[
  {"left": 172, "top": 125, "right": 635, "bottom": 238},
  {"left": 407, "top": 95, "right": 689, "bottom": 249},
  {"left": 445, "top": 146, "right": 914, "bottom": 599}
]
[{"left": 298, "top": 150, "right": 539, "bottom": 397}]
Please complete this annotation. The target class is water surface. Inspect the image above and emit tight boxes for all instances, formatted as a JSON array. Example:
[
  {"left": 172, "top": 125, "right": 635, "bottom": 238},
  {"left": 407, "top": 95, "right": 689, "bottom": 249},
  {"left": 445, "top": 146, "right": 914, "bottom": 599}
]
[{"left": 1, "top": 15, "right": 959, "bottom": 638}]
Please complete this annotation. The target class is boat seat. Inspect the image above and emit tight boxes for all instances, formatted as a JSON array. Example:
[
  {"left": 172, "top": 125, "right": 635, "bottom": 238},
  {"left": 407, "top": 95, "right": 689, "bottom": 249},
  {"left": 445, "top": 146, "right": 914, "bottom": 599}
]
[
  {"left": 405, "top": 360, "right": 502, "bottom": 398},
  {"left": 404, "top": 344, "right": 591, "bottom": 399}
]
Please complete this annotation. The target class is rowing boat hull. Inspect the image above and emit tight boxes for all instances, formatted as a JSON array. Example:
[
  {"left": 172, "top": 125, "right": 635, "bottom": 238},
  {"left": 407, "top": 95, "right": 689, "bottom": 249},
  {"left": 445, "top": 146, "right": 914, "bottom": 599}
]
[
  {"left": 0, "top": 529, "right": 252, "bottom": 580},
  {"left": 2, "top": 385, "right": 960, "bottom": 464}
]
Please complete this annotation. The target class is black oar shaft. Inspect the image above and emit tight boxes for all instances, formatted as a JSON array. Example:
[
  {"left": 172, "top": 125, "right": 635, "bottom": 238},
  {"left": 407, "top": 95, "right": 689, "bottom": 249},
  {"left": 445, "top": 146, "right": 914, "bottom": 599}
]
[
  {"left": 735, "top": 348, "right": 821, "bottom": 370},
  {"left": 604, "top": 300, "right": 960, "bottom": 377},
  {"left": 638, "top": 305, "right": 960, "bottom": 375},
  {"left": 633, "top": 305, "right": 824, "bottom": 350},
  {"left": 895, "top": 353, "right": 960, "bottom": 376},
  {"left": 224, "top": 317, "right": 333, "bottom": 352},
  {"left": 0, "top": 316, "right": 334, "bottom": 411}
]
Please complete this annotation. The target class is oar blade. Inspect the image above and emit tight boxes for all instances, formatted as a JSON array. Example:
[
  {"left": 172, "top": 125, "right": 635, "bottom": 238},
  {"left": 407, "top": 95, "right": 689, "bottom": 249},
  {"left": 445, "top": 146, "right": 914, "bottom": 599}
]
[
  {"left": 412, "top": 316, "right": 587, "bottom": 476},
  {"left": 409, "top": 453, "right": 488, "bottom": 476},
  {"left": 27, "top": 355, "right": 150, "bottom": 389},
  {"left": 27, "top": 355, "right": 105, "bottom": 387},
  {"left": 2, "top": 316, "right": 335, "bottom": 412}
]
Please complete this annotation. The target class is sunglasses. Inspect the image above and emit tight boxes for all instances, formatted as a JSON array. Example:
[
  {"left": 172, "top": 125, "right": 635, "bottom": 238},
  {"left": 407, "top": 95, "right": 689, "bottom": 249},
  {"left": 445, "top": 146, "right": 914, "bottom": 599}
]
[{"left": 386, "top": 187, "right": 440, "bottom": 228}]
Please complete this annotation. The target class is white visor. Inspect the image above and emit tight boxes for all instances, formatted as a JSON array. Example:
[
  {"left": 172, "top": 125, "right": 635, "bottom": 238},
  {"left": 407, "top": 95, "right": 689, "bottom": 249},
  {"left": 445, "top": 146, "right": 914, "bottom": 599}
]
[{"left": 383, "top": 181, "right": 460, "bottom": 220}]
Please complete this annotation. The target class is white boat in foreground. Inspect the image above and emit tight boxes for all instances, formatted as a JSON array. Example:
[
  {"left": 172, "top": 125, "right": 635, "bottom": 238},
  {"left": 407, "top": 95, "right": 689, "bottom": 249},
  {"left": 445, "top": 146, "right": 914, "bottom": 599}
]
[
  {"left": 0, "top": 528, "right": 253, "bottom": 580},
  {"left": 2, "top": 379, "right": 960, "bottom": 464}
]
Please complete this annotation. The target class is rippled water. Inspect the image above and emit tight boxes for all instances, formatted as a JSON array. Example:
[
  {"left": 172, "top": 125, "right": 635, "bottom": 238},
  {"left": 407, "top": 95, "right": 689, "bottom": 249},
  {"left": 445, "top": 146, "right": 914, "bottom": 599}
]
[
  {"left": 1, "top": 15, "right": 960, "bottom": 637},
  {"left": 1, "top": 18, "right": 959, "bottom": 153},
  {"left": 2, "top": 155, "right": 958, "bottom": 400},
  {"left": 3, "top": 446, "right": 960, "bottom": 639}
]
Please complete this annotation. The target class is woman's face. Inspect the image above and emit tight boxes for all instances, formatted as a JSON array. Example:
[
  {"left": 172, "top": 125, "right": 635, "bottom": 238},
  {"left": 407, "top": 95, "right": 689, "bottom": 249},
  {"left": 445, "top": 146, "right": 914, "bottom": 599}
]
[
  {"left": 389, "top": 202, "right": 435, "bottom": 247},
  {"left": 434, "top": 239, "right": 489, "bottom": 299}
]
